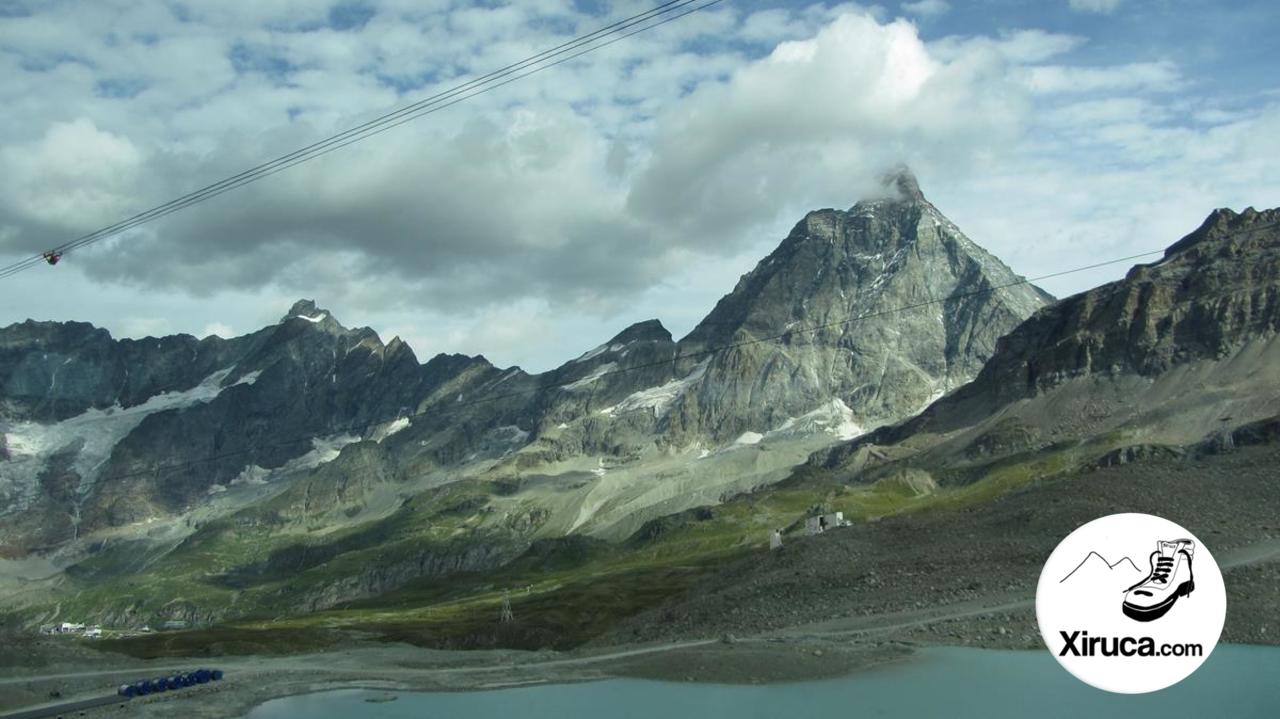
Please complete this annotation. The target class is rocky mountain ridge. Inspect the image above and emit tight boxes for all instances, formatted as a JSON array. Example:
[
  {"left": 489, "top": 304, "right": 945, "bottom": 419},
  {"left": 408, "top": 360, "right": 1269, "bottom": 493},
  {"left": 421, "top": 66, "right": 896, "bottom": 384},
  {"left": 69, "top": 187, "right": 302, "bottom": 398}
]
[
  {"left": 811, "top": 205, "right": 1280, "bottom": 487},
  {"left": 0, "top": 169, "right": 1055, "bottom": 626}
]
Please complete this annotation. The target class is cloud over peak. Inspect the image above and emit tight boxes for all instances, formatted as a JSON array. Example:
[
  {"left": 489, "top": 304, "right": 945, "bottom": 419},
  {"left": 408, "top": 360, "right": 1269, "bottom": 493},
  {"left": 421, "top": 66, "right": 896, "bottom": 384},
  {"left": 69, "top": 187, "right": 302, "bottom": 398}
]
[{"left": 0, "top": 1, "right": 1275, "bottom": 371}]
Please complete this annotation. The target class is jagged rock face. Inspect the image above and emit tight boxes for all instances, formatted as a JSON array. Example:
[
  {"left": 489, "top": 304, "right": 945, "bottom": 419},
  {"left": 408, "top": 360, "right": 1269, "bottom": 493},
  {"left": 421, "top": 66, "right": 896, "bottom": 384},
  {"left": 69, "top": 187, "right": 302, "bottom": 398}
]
[
  {"left": 0, "top": 300, "right": 489, "bottom": 550},
  {"left": 0, "top": 321, "right": 256, "bottom": 421},
  {"left": 78, "top": 302, "right": 450, "bottom": 531},
  {"left": 957, "top": 206, "right": 1280, "bottom": 411},
  {"left": 0, "top": 171, "right": 1048, "bottom": 560},
  {"left": 666, "top": 169, "right": 1051, "bottom": 442},
  {"left": 813, "top": 205, "right": 1280, "bottom": 477}
]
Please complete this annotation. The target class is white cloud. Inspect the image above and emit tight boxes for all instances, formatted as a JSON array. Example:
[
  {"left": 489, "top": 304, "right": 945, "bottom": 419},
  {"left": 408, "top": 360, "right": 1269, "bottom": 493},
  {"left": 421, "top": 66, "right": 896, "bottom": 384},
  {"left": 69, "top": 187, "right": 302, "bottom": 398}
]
[
  {"left": 119, "top": 316, "right": 172, "bottom": 338},
  {"left": 628, "top": 13, "right": 1028, "bottom": 244},
  {"left": 901, "top": 0, "right": 950, "bottom": 18},
  {"left": 200, "top": 322, "right": 236, "bottom": 339},
  {"left": 933, "top": 29, "right": 1087, "bottom": 64},
  {"left": 1022, "top": 60, "right": 1183, "bottom": 94},
  {"left": 3, "top": 5, "right": 1030, "bottom": 321},
  {"left": 0, "top": 119, "right": 144, "bottom": 230},
  {"left": 0, "top": 1, "right": 1274, "bottom": 374},
  {"left": 1068, "top": 0, "right": 1123, "bottom": 15}
]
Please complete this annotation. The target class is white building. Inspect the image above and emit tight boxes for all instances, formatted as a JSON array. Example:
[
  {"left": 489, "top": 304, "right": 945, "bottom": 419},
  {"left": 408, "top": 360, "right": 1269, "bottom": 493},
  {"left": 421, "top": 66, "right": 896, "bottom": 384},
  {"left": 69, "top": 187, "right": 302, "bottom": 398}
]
[{"left": 805, "top": 512, "right": 849, "bottom": 535}]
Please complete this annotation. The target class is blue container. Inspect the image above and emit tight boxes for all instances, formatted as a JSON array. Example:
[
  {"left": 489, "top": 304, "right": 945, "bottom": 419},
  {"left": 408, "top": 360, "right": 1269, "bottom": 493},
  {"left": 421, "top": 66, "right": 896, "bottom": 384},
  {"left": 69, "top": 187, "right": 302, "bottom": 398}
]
[
  {"left": 152, "top": 677, "right": 168, "bottom": 693},
  {"left": 211, "top": 669, "right": 223, "bottom": 681},
  {"left": 117, "top": 684, "right": 135, "bottom": 697},
  {"left": 194, "top": 669, "right": 211, "bottom": 684},
  {"left": 137, "top": 680, "right": 152, "bottom": 695}
]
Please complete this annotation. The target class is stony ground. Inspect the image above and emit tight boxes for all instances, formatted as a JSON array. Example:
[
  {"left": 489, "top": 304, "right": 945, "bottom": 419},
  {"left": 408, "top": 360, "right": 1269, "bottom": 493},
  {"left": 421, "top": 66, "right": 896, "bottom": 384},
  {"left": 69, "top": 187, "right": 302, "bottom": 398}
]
[{"left": 602, "top": 444, "right": 1280, "bottom": 648}]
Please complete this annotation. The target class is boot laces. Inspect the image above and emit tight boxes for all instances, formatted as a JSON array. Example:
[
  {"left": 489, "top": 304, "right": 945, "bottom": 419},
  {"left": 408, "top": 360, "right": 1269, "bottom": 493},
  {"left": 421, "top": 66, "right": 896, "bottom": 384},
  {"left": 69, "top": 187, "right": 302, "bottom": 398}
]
[{"left": 1149, "top": 556, "right": 1174, "bottom": 584}]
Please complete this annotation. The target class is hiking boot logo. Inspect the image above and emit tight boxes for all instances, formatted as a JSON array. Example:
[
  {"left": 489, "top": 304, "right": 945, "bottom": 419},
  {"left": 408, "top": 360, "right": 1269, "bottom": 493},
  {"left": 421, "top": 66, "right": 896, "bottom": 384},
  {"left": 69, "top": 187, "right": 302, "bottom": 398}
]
[
  {"left": 1122, "top": 539, "right": 1195, "bottom": 622},
  {"left": 1036, "top": 513, "right": 1226, "bottom": 694}
]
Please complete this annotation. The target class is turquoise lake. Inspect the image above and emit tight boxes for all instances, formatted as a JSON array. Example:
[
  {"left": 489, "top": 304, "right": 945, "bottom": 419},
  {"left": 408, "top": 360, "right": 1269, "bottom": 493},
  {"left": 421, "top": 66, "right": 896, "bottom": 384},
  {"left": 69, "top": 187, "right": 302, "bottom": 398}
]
[{"left": 244, "top": 644, "right": 1280, "bottom": 718}]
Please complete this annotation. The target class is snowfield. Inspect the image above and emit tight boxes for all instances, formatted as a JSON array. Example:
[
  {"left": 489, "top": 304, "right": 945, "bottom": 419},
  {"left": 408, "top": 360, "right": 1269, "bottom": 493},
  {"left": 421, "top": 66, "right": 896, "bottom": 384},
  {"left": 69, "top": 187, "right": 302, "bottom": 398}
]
[
  {"left": 600, "top": 358, "right": 710, "bottom": 418},
  {"left": 0, "top": 367, "right": 261, "bottom": 514}
]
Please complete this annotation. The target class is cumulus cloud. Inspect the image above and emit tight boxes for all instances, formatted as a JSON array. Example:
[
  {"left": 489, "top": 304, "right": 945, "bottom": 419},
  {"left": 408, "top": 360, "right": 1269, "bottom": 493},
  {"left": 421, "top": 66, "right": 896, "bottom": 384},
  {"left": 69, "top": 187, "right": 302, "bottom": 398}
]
[
  {"left": 0, "top": 1, "right": 1275, "bottom": 371},
  {"left": 0, "top": 4, "right": 1028, "bottom": 317},
  {"left": 0, "top": 119, "right": 144, "bottom": 230},
  {"left": 628, "top": 13, "right": 1028, "bottom": 243}
]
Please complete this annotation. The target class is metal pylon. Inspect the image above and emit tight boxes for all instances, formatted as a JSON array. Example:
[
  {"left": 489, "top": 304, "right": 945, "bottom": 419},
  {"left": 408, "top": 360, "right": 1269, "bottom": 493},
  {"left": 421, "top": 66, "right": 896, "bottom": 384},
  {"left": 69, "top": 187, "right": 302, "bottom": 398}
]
[{"left": 500, "top": 592, "right": 514, "bottom": 624}]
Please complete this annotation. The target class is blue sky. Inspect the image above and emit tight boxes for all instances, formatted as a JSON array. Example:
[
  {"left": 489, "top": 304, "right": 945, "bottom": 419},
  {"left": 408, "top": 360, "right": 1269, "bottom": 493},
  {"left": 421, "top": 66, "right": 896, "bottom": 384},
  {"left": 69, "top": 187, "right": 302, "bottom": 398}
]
[{"left": 0, "top": 0, "right": 1276, "bottom": 371}]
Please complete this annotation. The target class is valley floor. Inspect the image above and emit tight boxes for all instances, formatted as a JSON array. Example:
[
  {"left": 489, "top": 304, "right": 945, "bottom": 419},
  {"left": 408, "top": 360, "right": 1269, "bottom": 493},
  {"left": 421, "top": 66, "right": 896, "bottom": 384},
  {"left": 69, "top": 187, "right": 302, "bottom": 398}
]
[{"left": 3, "top": 445, "right": 1278, "bottom": 718}]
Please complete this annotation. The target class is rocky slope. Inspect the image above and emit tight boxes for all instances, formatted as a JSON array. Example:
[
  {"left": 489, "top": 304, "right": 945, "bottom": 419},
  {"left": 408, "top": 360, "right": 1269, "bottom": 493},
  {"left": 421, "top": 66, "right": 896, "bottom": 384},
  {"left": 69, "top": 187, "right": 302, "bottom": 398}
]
[
  {"left": 662, "top": 168, "right": 1051, "bottom": 446},
  {"left": 811, "top": 205, "right": 1280, "bottom": 488},
  {"left": 0, "top": 169, "right": 1051, "bottom": 625}
]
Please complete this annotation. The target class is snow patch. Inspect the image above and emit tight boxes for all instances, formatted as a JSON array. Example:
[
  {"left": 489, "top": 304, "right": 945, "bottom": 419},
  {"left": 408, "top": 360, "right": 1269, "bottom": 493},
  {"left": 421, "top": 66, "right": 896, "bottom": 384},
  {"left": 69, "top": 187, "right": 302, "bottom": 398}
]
[
  {"left": 277, "top": 434, "right": 361, "bottom": 474},
  {"left": 234, "top": 370, "right": 263, "bottom": 386},
  {"left": 1, "top": 367, "right": 250, "bottom": 508},
  {"left": 489, "top": 368, "right": 521, "bottom": 387},
  {"left": 764, "top": 399, "right": 866, "bottom": 442},
  {"left": 231, "top": 465, "right": 271, "bottom": 486},
  {"left": 372, "top": 417, "right": 410, "bottom": 442},
  {"left": 294, "top": 313, "right": 327, "bottom": 323},
  {"left": 231, "top": 435, "right": 361, "bottom": 484},
  {"left": 602, "top": 358, "right": 710, "bottom": 418},
  {"left": 734, "top": 431, "right": 764, "bottom": 446},
  {"left": 563, "top": 362, "right": 617, "bottom": 391}
]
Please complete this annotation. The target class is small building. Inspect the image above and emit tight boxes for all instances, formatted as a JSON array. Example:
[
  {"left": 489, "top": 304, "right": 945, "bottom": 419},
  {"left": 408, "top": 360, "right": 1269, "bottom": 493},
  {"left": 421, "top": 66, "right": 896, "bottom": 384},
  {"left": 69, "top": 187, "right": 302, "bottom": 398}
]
[{"left": 805, "top": 512, "right": 849, "bottom": 535}]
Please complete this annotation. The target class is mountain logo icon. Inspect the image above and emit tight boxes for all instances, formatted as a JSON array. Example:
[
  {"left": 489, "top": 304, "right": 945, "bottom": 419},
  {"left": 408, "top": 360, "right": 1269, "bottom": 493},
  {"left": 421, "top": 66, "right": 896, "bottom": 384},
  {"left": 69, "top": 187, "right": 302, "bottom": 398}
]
[{"left": 1058, "top": 551, "right": 1143, "bottom": 585}]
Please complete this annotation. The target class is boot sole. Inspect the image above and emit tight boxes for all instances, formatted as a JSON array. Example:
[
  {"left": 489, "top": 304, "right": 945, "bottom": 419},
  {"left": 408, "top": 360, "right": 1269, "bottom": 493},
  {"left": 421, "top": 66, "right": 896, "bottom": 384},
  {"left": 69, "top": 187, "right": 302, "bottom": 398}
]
[{"left": 1122, "top": 580, "right": 1195, "bottom": 622}]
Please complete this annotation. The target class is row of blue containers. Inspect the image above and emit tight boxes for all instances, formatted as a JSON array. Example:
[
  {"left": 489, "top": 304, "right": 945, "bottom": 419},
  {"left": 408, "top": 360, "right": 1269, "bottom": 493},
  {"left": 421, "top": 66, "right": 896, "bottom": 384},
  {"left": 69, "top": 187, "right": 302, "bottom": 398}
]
[{"left": 117, "top": 668, "right": 223, "bottom": 697}]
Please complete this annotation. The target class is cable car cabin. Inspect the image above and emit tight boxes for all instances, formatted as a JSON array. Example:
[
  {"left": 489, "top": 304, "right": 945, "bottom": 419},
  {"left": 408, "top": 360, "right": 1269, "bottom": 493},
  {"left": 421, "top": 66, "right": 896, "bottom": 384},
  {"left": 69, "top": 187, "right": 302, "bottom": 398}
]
[{"left": 43, "top": 250, "right": 62, "bottom": 265}]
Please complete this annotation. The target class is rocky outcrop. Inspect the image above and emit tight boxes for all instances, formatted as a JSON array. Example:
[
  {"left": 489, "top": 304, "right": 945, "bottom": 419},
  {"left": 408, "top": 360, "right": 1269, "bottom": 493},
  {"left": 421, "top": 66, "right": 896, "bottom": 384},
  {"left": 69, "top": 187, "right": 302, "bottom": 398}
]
[
  {"left": 290, "top": 540, "right": 522, "bottom": 614},
  {"left": 813, "top": 205, "right": 1280, "bottom": 480},
  {"left": 663, "top": 167, "right": 1050, "bottom": 443},
  {"left": 963, "top": 207, "right": 1280, "bottom": 410},
  {"left": 0, "top": 320, "right": 259, "bottom": 421}
]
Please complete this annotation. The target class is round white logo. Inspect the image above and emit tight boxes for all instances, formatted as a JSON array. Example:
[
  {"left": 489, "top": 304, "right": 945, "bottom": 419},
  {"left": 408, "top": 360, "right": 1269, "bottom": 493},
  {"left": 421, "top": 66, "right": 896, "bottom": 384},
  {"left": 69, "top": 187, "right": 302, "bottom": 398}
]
[{"left": 1036, "top": 513, "right": 1226, "bottom": 694}]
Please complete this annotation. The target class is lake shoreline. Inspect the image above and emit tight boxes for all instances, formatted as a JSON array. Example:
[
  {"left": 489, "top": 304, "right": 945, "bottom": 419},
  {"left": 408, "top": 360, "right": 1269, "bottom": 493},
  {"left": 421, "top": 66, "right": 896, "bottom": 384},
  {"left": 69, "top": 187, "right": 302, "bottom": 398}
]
[
  {"left": 2, "top": 635, "right": 932, "bottom": 719},
  {"left": 7, "top": 633, "right": 1273, "bottom": 718}
]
